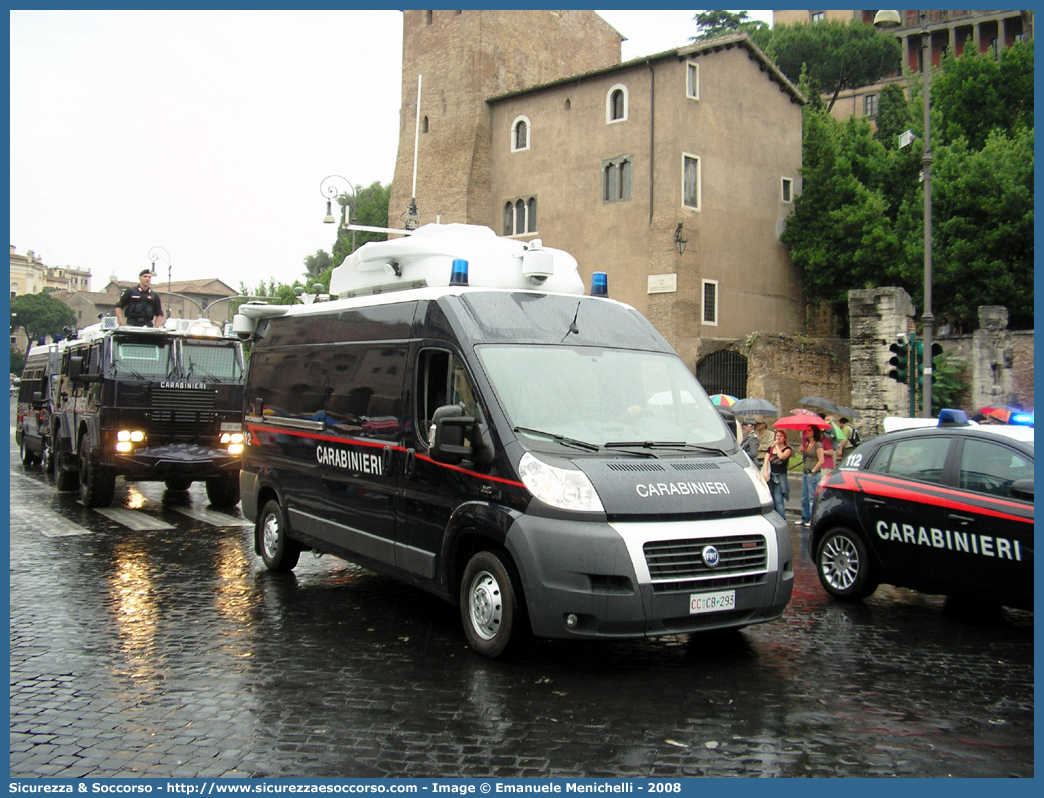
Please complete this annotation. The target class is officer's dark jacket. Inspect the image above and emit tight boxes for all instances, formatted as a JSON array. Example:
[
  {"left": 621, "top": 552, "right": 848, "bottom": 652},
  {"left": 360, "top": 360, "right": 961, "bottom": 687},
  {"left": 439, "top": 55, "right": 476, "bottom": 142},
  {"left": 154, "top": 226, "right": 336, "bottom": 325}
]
[{"left": 117, "top": 286, "right": 163, "bottom": 325}]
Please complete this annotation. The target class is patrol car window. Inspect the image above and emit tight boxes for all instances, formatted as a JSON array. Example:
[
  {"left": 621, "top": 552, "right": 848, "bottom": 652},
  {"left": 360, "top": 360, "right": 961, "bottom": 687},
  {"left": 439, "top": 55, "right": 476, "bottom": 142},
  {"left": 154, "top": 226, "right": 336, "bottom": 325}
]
[
  {"left": 183, "top": 343, "right": 242, "bottom": 381},
  {"left": 960, "top": 439, "right": 1033, "bottom": 499},
  {"left": 477, "top": 345, "right": 730, "bottom": 447},
  {"left": 866, "top": 436, "right": 950, "bottom": 484},
  {"left": 115, "top": 342, "right": 171, "bottom": 377}
]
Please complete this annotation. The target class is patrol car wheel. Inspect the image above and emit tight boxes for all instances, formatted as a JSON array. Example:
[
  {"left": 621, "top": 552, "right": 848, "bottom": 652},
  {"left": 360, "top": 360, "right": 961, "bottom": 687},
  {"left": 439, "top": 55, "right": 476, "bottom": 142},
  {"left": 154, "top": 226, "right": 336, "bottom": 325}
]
[
  {"left": 206, "top": 474, "right": 241, "bottom": 507},
  {"left": 460, "top": 549, "right": 529, "bottom": 659},
  {"left": 20, "top": 437, "right": 39, "bottom": 466},
  {"left": 816, "top": 528, "right": 878, "bottom": 601},
  {"left": 259, "top": 500, "right": 300, "bottom": 572},
  {"left": 78, "top": 434, "right": 116, "bottom": 508}
]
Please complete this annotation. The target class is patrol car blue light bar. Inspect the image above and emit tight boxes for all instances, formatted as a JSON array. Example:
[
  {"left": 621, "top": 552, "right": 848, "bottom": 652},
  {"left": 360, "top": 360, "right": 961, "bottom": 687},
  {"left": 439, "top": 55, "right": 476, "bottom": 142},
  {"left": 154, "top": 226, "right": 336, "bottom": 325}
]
[
  {"left": 450, "top": 258, "right": 469, "bottom": 286},
  {"left": 1011, "top": 412, "right": 1033, "bottom": 426},
  {"left": 937, "top": 408, "right": 969, "bottom": 426},
  {"left": 591, "top": 272, "right": 608, "bottom": 297}
]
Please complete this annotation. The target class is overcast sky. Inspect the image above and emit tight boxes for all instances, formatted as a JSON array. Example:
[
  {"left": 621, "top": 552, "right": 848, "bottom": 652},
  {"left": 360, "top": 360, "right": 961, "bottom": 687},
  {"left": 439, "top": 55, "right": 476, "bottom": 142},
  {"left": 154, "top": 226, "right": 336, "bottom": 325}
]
[{"left": 9, "top": 9, "right": 773, "bottom": 293}]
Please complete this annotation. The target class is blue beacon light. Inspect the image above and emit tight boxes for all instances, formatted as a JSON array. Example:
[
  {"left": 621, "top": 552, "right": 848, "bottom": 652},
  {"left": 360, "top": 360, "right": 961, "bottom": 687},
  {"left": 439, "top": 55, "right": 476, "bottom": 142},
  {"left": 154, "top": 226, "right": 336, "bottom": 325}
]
[
  {"left": 591, "top": 272, "right": 608, "bottom": 297},
  {"left": 450, "top": 259, "right": 469, "bottom": 286}
]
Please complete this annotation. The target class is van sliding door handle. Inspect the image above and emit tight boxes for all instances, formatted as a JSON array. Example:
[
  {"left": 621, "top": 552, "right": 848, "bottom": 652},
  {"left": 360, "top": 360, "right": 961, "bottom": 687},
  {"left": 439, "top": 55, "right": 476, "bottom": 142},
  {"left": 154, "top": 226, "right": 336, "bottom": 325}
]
[
  {"left": 382, "top": 446, "right": 394, "bottom": 473},
  {"left": 404, "top": 448, "right": 416, "bottom": 479}
]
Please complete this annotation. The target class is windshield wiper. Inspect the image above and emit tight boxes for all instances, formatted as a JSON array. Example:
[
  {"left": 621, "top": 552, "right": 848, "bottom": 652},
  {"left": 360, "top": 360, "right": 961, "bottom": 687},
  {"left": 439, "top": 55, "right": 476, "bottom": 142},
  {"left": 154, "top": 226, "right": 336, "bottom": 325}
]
[
  {"left": 605, "top": 441, "right": 730, "bottom": 456},
  {"left": 513, "top": 427, "right": 600, "bottom": 452},
  {"left": 186, "top": 362, "right": 220, "bottom": 381}
]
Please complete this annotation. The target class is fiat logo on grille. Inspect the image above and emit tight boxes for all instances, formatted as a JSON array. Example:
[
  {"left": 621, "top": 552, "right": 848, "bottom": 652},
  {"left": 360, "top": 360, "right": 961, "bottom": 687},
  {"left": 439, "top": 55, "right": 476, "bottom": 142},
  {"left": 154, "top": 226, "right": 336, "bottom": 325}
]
[{"left": 702, "top": 545, "right": 720, "bottom": 568}]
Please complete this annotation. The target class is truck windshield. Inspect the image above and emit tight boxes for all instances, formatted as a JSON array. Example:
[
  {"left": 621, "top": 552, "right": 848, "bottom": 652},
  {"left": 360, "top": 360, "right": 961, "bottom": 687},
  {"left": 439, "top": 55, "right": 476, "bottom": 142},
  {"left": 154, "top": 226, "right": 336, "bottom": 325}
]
[
  {"left": 113, "top": 341, "right": 173, "bottom": 378},
  {"left": 477, "top": 345, "right": 733, "bottom": 448},
  {"left": 183, "top": 342, "right": 243, "bottom": 381}
]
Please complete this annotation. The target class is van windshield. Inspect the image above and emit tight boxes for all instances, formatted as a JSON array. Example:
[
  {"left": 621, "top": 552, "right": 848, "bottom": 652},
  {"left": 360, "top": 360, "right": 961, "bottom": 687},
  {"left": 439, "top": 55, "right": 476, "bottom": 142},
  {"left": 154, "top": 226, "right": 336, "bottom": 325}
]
[
  {"left": 183, "top": 342, "right": 243, "bottom": 381},
  {"left": 113, "top": 340, "right": 173, "bottom": 378},
  {"left": 477, "top": 345, "right": 733, "bottom": 448}
]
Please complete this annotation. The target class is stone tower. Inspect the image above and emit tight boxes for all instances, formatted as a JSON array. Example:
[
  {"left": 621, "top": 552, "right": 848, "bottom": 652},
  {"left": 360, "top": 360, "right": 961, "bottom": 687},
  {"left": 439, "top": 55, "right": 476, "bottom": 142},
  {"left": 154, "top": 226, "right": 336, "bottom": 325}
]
[{"left": 388, "top": 9, "right": 623, "bottom": 230}]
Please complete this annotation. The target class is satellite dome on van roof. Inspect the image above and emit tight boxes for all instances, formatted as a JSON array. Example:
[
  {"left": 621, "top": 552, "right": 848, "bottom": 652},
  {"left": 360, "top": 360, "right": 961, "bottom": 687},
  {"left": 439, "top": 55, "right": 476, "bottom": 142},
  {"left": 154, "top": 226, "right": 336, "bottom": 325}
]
[{"left": 329, "top": 223, "right": 586, "bottom": 299}]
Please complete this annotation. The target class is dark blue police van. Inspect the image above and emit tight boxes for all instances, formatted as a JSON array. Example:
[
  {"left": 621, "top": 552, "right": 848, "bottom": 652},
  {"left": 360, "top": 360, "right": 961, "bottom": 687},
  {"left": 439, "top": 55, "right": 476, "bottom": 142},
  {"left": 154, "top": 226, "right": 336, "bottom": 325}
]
[{"left": 234, "top": 224, "right": 793, "bottom": 657}]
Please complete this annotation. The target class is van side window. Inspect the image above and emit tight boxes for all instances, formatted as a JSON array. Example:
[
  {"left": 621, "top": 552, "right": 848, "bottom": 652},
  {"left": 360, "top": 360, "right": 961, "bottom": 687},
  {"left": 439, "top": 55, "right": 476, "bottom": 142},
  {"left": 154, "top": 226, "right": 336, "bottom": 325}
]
[
  {"left": 416, "top": 349, "right": 479, "bottom": 448},
  {"left": 325, "top": 345, "right": 406, "bottom": 442},
  {"left": 248, "top": 349, "right": 329, "bottom": 424}
]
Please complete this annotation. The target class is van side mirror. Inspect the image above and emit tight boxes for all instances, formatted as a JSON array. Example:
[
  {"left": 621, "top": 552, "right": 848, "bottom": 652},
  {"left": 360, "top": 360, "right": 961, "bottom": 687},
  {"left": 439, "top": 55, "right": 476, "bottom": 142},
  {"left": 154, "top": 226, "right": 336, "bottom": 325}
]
[
  {"left": 429, "top": 404, "right": 474, "bottom": 465},
  {"left": 1010, "top": 478, "right": 1034, "bottom": 501}
]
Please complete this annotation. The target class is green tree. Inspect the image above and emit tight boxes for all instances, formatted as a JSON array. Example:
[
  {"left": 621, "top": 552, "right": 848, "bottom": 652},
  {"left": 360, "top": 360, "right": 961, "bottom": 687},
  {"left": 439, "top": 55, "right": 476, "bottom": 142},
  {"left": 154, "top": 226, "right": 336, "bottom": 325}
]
[
  {"left": 690, "top": 10, "right": 768, "bottom": 42},
  {"left": 762, "top": 21, "right": 901, "bottom": 111},
  {"left": 10, "top": 348, "right": 25, "bottom": 376},
  {"left": 873, "top": 82, "right": 911, "bottom": 147},
  {"left": 331, "top": 181, "right": 392, "bottom": 266},
  {"left": 304, "top": 250, "right": 333, "bottom": 283},
  {"left": 11, "top": 292, "right": 76, "bottom": 342}
]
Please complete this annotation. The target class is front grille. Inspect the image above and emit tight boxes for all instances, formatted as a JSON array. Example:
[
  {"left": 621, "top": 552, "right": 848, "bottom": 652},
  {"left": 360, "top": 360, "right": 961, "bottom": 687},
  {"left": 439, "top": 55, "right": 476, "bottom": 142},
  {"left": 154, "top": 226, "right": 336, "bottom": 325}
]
[
  {"left": 150, "top": 388, "right": 218, "bottom": 442},
  {"left": 644, "top": 534, "right": 767, "bottom": 593}
]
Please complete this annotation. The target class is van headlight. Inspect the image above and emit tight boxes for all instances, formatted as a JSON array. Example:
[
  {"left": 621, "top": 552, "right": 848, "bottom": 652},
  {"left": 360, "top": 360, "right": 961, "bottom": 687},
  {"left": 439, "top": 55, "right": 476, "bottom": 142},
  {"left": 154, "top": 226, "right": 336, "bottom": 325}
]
[
  {"left": 743, "top": 462, "right": 774, "bottom": 509},
  {"left": 518, "top": 452, "right": 604, "bottom": 513}
]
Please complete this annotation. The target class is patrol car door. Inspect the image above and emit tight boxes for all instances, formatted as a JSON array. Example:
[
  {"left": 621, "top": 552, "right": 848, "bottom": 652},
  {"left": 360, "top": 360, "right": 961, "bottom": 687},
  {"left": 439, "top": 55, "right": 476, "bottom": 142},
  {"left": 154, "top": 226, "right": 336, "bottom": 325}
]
[
  {"left": 857, "top": 434, "right": 952, "bottom": 592},
  {"left": 397, "top": 346, "right": 487, "bottom": 591},
  {"left": 315, "top": 305, "right": 413, "bottom": 571},
  {"left": 940, "top": 436, "right": 1034, "bottom": 604}
]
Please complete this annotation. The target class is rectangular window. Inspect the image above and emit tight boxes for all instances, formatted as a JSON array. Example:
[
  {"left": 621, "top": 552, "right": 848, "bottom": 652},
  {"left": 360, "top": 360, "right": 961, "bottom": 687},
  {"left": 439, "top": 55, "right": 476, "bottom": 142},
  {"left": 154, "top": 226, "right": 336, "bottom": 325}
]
[
  {"left": 811, "top": 11, "right": 825, "bottom": 22},
  {"left": 864, "top": 94, "right": 878, "bottom": 118},
  {"left": 682, "top": 154, "right": 701, "bottom": 210},
  {"left": 686, "top": 62, "right": 699, "bottom": 100},
  {"left": 781, "top": 177, "right": 793, "bottom": 203},
  {"left": 702, "top": 279, "right": 718, "bottom": 326}
]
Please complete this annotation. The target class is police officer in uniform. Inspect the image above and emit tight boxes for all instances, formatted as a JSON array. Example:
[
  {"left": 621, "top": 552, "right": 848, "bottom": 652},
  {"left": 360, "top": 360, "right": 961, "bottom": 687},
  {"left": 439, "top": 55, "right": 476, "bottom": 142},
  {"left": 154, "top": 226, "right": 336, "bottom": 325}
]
[{"left": 115, "top": 269, "right": 165, "bottom": 327}]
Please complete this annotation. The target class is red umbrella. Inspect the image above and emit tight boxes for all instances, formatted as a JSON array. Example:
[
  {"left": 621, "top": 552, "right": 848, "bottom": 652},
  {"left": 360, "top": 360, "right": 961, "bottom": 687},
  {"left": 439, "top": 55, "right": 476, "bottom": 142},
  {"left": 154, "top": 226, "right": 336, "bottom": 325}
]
[{"left": 774, "top": 414, "right": 831, "bottom": 430}]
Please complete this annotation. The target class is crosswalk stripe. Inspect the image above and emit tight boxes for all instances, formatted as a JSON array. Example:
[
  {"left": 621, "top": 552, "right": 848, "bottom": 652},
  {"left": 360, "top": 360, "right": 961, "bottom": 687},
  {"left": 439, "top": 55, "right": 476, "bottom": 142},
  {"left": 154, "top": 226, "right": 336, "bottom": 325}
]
[
  {"left": 172, "top": 505, "right": 253, "bottom": 528},
  {"left": 11, "top": 505, "right": 92, "bottom": 537},
  {"left": 95, "top": 507, "right": 176, "bottom": 531}
]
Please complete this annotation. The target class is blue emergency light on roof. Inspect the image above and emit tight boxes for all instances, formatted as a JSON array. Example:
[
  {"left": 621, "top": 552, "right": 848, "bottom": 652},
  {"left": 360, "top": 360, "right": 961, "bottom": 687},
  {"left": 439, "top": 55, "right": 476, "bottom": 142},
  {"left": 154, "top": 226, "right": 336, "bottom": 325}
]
[
  {"left": 1011, "top": 412, "right": 1034, "bottom": 426},
  {"left": 591, "top": 272, "right": 608, "bottom": 297},
  {"left": 450, "top": 259, "right": 469, "bottom": 286},
  {"left": 937, "top": 408, "right": 969, "bottom": 427}
]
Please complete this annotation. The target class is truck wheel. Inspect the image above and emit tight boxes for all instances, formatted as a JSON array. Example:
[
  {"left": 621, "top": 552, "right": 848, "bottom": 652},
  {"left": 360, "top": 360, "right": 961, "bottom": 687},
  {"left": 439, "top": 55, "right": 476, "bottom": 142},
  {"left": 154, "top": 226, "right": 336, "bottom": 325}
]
[
  {"left": 164, "top": 477, "right": 192, "bottom": 492},
  {"left": 459, "top": 549, "right": 530, "bottom": 659},
  {"left": 815, "top": 527, "right": 878, "bottom": 601},
  {"left": 20, "top": 436, "right": 39, "bottom": 466},
  {"left": 206, "top": 474, "right": 240, "bottom": 507},
  {"left": 259, "top": 500, "right": 300, "bottom": 572},
  {"left": 78, "top": 434, "right": 115, "bottom": 508},
  {"left": 52, "top": 443, "right": 79, "bottom": 492}
]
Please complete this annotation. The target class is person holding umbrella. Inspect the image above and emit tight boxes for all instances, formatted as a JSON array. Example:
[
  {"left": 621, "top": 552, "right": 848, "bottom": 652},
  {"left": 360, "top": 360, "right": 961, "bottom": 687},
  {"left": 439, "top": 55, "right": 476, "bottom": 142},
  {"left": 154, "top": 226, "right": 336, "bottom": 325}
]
[{"left": 799, "top": 425, "right": 826, "bottom": 527}]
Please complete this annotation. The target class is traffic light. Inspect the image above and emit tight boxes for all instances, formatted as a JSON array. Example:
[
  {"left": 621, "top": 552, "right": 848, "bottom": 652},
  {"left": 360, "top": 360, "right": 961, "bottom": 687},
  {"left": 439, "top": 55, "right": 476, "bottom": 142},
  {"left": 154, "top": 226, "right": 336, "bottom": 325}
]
[
  {"left": 915, "top": 342, "right": 944, "bottom": 387},
  {"left": 888, "top": 339, "right": 909, "bottom": 383}
]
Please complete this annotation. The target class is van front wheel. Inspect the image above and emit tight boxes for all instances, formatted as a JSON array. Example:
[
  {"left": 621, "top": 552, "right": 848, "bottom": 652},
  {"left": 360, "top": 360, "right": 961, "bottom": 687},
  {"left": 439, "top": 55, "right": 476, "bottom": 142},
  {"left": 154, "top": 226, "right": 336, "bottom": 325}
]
[
  {"left": 259, "top": 500, "right": 300, "bottom": 572},
  {"left": 460, "top": 549, "right": 529, "bottom": 659}
]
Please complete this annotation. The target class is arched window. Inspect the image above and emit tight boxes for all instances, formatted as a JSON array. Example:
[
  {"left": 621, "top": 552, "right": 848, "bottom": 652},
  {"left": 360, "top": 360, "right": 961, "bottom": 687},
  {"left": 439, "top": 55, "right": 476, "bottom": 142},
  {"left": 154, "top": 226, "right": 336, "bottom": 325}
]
[
  {"left": 527, "top": 198, "right": 537, "bottom": 232},
  {"left": 422, "top": 116, "right": 429, "bottom": 133},
  {"left": 515, "top": 199, "right": 526, "bottom": 233},
  {"left": 696, "top": 349, "right": 746, "bottom": 398},
  {"left": 503, "top": 202, "right": 514, "bottom": 236},
  {"left": 606, "top": 84, "right": 628, "bottom": 123},
  {"left": 502, "top": 197, "right": 538, "bottom": 235},
  {"left": 511, "top": 116, "right": 530, "bottom": 152},
  {"left": 602, "top": 156, "right": 633, "bottom": 203}
]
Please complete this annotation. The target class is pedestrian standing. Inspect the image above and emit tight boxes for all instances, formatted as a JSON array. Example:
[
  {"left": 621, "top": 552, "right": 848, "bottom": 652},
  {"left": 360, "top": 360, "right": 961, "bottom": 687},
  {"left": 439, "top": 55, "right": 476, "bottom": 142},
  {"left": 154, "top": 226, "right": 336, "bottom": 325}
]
[
  {"left": 799, "top": 425, "right": 825, "bottom": 526},
  {"left": 756, "top": 420, "right": 773, "bottom": 466},
  {"left": 740, "top": 417, "right": 760, "bottom": 464},
  {"left": 115, "top": 269, "right": 165, "bottom": 328},
  {"left": 762, "top": 429, "right": 793, "bottom": 519}
]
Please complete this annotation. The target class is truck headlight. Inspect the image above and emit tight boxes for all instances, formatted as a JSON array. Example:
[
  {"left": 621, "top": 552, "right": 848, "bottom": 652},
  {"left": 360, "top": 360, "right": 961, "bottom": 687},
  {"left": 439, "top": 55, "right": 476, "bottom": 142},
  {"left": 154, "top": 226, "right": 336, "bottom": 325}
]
[
  {"left": 518, "top": 452, "right": 604, "bottom": 513},
  {"left": 116, "top": 429, "right": 146, "bottom": 452}
]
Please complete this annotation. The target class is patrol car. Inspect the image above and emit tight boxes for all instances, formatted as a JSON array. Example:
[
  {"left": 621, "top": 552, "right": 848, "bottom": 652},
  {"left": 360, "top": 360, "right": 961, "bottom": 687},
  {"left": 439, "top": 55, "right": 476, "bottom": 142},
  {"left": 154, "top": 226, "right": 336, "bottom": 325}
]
[
  {"left": 810, "top": 410, "right": 1033, "bottom": 610},
  {"left": 234, "top": 223, "right": 794, "bottom": 658}
]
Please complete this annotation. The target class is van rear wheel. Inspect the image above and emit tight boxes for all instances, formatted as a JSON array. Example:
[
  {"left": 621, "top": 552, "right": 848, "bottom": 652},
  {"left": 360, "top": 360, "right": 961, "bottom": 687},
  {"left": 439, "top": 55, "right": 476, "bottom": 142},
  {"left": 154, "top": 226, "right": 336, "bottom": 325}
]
[
  {"left": 460, "top": 549, "right": 529, "bottom": 659},
  {"left": 259, "top": 499, "right": 300, "bottom": 572},
  {"left": 20, "top": 437, "right": 39, "bottom": 466}
]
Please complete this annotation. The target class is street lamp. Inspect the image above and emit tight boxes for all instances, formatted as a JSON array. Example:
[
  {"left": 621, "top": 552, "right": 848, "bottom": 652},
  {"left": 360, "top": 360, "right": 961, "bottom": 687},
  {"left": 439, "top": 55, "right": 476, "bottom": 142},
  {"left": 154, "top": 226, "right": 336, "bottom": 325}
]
[
  {"left": 320, "top": 174, "right": 357, "bottom": 252},
  {"left": 875, "top": 9, "right": 934, "bottom": 417},
  {"left": 148, "top": 246, "right": 173, "bottom": 308}
]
